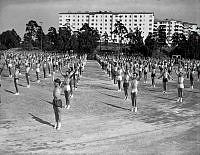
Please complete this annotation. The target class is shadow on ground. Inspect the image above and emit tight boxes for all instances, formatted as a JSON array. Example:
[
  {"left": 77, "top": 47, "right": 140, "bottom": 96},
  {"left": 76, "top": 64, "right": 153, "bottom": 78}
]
[{"left": 29, "top": 113, "right": 54, "bottom": 127}]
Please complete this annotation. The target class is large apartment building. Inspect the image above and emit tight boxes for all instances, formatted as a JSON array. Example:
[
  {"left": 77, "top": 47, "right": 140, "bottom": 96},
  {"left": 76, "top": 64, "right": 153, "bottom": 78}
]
[
  {"left": 154, "top": 19, "right": 198, "bottom": 45},
  {"left": 59, "top": 11, "right": 154, "bottom": 43}
]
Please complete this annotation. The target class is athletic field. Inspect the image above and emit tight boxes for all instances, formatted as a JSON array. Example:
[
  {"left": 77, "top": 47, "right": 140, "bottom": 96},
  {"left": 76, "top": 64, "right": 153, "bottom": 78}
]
[{"left": 0, "top": 60, "right": 200, "bottom": 154}]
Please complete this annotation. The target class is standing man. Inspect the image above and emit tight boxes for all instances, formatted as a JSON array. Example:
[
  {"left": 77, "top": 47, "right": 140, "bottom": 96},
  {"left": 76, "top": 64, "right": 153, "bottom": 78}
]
[
  {"left": 25, "top": 61, "right": 31, "bottom": 88},
  {"left": 123, "top": 69, "right": 130, "bottom": 100},
  {"left": 0, "top": 63, "right": 5, "bottom": 103},
  {"left": 158, "top": 68, "right": 173, "bottom": 94},
  {"left": 175, "top": 68, "right": 185, "bottom": 103},
  {"left": 14, "top": 66, "right": 20, "bottom": 95},
  {"left": 130, "top": 72, "right": 139, "bottom": 112},
  {"left": 36, "top": 61, "right": 41, "bottom": 83},
  {"left": 52, "top": 78, "right": 63, "bottom": 130}
]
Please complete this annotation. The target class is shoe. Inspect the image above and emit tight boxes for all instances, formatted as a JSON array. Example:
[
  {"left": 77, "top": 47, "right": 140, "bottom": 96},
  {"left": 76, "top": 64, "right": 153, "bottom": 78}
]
[
  {"left": 37, "top": 80, "right": 40, "bottom": 83},
  {"left": 57, "top": 123, "right": 61, "bottom": 130},
  {"left": 180, "top": 98, "right": 183, "bottom": 103},
  {"left": 67, "top": 105, "right": 70, "bottom": 109},
  {"left": 131, "top": 107, "right": 134, "bottom": 112},
  {"left": 54, "top": 123, "right": 57, "bottom": 129},
  {"left": 14, "top": 92, "right": 19, "bottom": 95},
  {"left": 134, "top": 107, "right": 137, "bottom": 112},
  {"left": 71, "top": 94, "right": 73, "bottom": 98},
  {"left": 191, "top": 86, "right": 193, "bottom": 89},
  {"left": 64, "top": 105, "right": 67, "bottom": 108},
  {"left": 27, "top": 85, "right": 30, "bottom": 88},
  {"left": 177, "top": 98, "right": 180, "bottom": 102},
  {"left": 48, "top": 74, "right": 51, "bottom": 77}
]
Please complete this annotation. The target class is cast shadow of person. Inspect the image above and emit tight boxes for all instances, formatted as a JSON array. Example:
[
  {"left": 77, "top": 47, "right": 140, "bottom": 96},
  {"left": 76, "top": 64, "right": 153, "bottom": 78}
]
[{"left": 29, "top": 113, "right": 54, "bottom": 127}]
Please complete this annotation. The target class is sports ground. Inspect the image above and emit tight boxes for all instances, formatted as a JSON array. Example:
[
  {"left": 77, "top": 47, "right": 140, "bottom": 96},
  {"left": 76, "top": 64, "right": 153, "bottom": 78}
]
[{"left": 0, "top": 60, "right": 200, "bottom": 154}]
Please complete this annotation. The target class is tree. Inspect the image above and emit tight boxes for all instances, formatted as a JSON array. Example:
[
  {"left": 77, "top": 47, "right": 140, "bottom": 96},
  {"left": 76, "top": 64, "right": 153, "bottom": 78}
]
[
  {"left": 112, "top": 21, "right": 128, "bottom": 56},
  {"left": 125, "top": 28, "right": 144, "bottom": 56},
  {"left": 145, "top": 32, "right": 156, "bottom": 57},
  {"left": 171, "top": 32, "right": 180, "bottom": 47},
  {"left": 70, "top": 31, "right": 80, "bottom": 54},
  {"left": 102, "top": 31, "right": 109, "bottom": 45},
  {"left": 157, "top": 25, "right": 167, "bottom": 47},
  {"left": 23, "top": 20, "right": 42, "bottom": 50},
  {"left": 188, "top": 32, "right": 200, "bottom": 59},
  {"left": 35, "top": 25, "right": 45, "bottom": 50},
  {"left": 57, "top": 26, "right": 72, "bottom": 52},
  {"left": 78, "top": 23, "right": 100, "bottom": 54},
  {"left": 47, "top": 27, "right": 58, "bottom": 50},
  {"left": 0, "top": 29, "right": 21, "bottom": 49},
  {"left": 22, "top": 33, "right": 33, "bottom": 50}
]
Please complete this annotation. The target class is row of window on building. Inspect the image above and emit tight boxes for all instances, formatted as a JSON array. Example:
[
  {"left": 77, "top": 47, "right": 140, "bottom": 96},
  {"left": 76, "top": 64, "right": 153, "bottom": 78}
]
[
  {"left": 59, "top": 14, "right": 153, "bottom": 18},
  {"left": 59, "top": 18, "right": 153, "bottom": 23}
]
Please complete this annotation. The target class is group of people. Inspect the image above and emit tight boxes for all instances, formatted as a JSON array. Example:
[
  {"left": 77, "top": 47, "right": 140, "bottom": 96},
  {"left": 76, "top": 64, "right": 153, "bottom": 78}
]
[
  {"left": 96, "top": 54, "right": 200, "bottom": 112},
  {"left": 0, "top": 50, "right": 87, "bottom": 130},
  {"left": 1, "top": 50, "right": 200, "bottom": 130}
]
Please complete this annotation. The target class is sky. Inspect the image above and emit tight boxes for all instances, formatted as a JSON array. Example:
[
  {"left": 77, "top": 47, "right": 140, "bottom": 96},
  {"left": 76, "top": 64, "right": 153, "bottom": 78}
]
[{"left": 0, "top": 0, "right": 199, "bottom": 38}]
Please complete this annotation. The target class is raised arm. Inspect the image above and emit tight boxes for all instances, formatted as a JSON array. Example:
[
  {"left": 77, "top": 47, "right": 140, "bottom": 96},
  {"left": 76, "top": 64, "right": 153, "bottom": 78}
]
[
  {"left": 174, "top": 69, "right": 179, "bottom": 76},
  {"left": 69, "top": 70, "right": 75, "bottom": 79},
  {"left": 59, "top": 68, "right": 65, "bottom": 77},
  {"left": 158, "top": 72, "right": 163, "bottom": 79}
]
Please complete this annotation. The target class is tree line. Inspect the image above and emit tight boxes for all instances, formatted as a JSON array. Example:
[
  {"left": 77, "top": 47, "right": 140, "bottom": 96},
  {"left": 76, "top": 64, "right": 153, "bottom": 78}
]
[
  {"left": 0, "top": 20, "right": 200, "bottom": 59},
  {"left": 111, "top": 20, "right": 200, "bottom": 59}
]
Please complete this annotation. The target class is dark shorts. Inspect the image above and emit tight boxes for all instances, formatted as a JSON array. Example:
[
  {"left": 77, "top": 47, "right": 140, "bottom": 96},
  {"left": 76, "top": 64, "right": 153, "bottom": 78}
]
[
  {"left": 151, "top": 73, "right": 155, "bottom": 77},
  {"left": 53, "top": 99, "right": 62, "bottom": 108},
  {"left": 123, "top": 82, "right": 129, "bottom": 89},
  {"left": 163, "top": 78, "right": 168, "bottom": 82},
  {"left": 14, "top": 78, "right": 19, "bottom": 81}
]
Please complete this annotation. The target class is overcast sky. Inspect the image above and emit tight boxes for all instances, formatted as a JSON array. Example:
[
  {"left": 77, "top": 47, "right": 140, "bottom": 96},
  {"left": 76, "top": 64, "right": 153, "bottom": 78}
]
[{"left": 0, "top": 0, "right": 199, "bottom": 38}]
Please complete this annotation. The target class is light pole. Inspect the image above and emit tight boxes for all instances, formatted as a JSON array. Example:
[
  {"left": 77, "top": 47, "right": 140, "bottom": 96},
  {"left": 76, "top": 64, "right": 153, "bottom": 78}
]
[{"left": 39, "top": 21, "right": 43, "bottom": 52}]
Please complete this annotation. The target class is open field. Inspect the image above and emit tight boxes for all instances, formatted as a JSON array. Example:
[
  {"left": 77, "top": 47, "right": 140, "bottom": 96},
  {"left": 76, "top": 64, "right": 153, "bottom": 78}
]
[{"left": 0, "top": 60, "right": 200, "bottom": 154}]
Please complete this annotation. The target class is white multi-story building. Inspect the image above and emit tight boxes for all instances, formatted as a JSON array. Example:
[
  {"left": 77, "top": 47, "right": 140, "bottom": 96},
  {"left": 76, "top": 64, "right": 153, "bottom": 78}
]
[
  {"left": 197, "top": 27, "right": 200, "bottom": 35},
  {"left": 59, "top": 11, "right": 154, "bottom": 43},
  {"left": 183, "top": 22, "right": 198, "bottom": 39},
  {"left": 154, "top": 19, "right": 198, "bottom": 45}
]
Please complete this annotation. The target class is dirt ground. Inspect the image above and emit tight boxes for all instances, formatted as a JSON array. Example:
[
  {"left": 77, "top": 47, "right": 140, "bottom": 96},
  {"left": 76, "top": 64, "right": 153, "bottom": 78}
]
[{"left": 0, "top": 60, "right": 200, "bottom": 155}]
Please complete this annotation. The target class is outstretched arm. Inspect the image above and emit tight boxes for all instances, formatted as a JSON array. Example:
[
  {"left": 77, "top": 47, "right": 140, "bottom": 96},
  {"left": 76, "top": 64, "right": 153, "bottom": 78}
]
[
  {"left": 158, "top": 73, "right": 163, "bottom": 79},
  {"left": 168, "top": 72, "right": 174, "bottom": 80}
]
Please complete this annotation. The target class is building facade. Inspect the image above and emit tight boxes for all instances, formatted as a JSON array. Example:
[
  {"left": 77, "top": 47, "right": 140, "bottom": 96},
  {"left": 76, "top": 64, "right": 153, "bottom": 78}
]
[
  {"left": 154, "top": 19, "right": 198, "bottom": 45},
  {"left": 59, "top": 11, "right": 154, "bottom": 43}
]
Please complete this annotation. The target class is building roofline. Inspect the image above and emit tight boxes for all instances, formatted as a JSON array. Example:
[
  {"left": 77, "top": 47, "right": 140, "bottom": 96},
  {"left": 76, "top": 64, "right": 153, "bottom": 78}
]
[
  {"left": 183, "top": 22, "right": 197, "bottom": 25},
  {"left": 59, "top": 11, "right": 154, "bottom": 15},
  {"left": 154, "top": 18, "right": 197, "bottom": 25}
]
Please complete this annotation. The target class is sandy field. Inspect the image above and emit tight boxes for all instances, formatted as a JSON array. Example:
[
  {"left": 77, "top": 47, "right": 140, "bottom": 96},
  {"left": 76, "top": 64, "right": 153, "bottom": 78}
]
[{"left": 0, "top": 60, "right": 200, "bottom": 155}]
